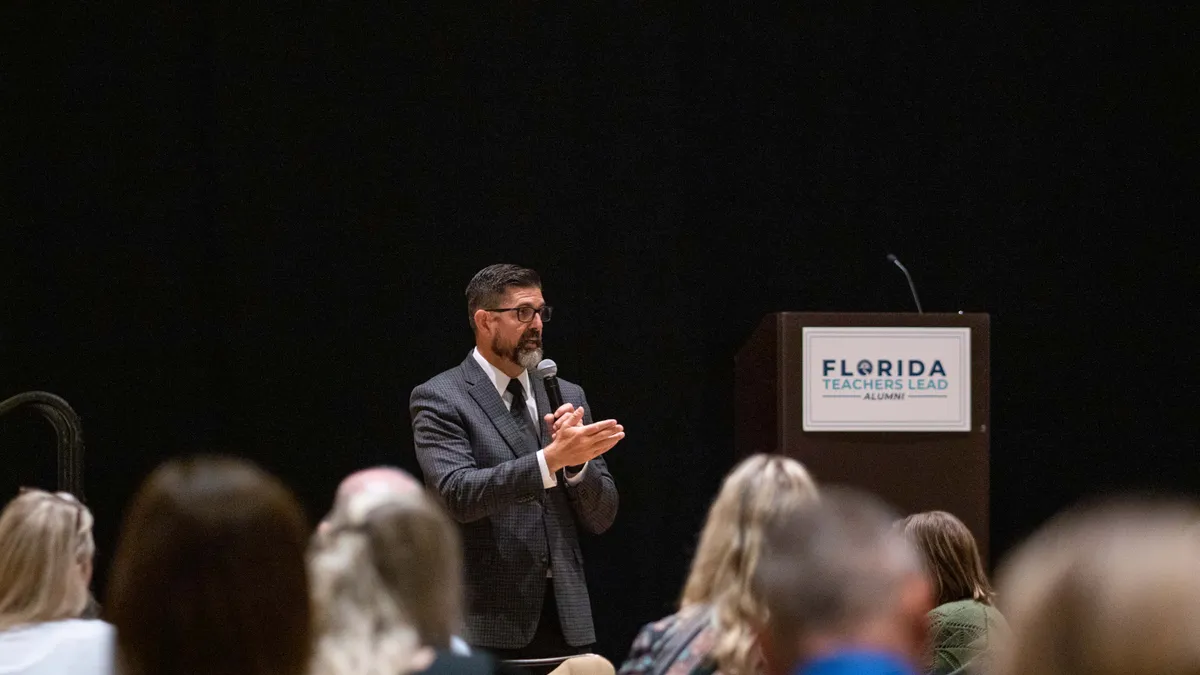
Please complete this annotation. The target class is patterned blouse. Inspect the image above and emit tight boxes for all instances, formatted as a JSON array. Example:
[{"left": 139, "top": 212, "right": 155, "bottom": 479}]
[
  {"left": 927, "top": 600, "right": 1008, "bottom": 675},
  {"left": 618, "top": 605, "right": 721, "bottom": 675}
]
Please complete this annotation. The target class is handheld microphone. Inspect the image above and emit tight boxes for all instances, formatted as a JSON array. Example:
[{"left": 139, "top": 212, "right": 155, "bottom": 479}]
[
  {"left": 886, "top": 253, "right": 924, "bottom": 314},
  {"left": 533, "top": 358, "right": 583, "bottom": 473}
]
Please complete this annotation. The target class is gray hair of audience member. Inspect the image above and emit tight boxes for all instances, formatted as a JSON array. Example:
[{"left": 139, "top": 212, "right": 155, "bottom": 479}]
[
  {"left": 315, "top": 467, "right": 423, "bottom": 544},
  {"left": 754, "top": 487, "right": 931, "bottom": 675},
  {"left": 333, "top": 466, "right": 421, "bottom": 508},
  {"left": 991, "top": 500, "right": 1200, "bottom": 675},
  {"left": 308, "top": 488, "right": 463, "bottom": 675}
]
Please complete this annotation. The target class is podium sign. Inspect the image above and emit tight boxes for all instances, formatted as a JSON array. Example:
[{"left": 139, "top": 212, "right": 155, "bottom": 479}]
[{"left": 802, "top": 327, "right": 971, "bottom": 432}]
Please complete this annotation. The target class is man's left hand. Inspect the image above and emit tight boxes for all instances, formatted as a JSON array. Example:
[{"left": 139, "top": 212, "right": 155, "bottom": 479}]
[{"left": 544, "top": 403, "right": 583, "bottom": 440}]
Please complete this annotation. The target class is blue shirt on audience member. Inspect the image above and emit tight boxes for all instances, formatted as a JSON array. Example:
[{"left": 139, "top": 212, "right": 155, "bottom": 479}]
[{"left": 795, "top": 650, "right": 918, "bottom": 675}]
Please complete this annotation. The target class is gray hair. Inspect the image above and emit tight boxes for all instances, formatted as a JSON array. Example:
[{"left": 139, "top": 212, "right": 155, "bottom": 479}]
[
  {"left": 309, "top": 489, "right": 463, "bottom": 675},
  {"left": 754, "top": 487, "right": 923, "bottom": 661}
]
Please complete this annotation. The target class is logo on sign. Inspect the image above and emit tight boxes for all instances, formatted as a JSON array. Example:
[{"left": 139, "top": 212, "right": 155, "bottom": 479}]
[{"left": 820, "top": 359, "right": 949, "bottom": 400}]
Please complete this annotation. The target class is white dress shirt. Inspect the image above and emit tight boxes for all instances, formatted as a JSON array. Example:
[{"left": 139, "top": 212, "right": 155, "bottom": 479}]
[{"left": 472, "top": 348, "right": 588, "bottom": 489}]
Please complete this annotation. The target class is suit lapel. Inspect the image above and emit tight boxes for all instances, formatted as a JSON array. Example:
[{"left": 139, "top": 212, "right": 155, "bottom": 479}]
[{"left": 461, "top": 353, "right": 539, "bottom": 458}]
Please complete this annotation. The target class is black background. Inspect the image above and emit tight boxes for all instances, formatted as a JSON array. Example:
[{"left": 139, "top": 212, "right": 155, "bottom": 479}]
[{"left": 4, "top": 3, "right": 1196, "bottom": 662}]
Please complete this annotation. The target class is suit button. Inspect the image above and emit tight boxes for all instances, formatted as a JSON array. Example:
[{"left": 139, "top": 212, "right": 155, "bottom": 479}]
[{"left": 541, "top": 555, "right": 549, "bottom": 565}]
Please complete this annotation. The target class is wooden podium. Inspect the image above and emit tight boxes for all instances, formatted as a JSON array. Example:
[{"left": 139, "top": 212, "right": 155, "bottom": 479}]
[{"left": 734, "top": 312, "right": 990, "bottom": 560}]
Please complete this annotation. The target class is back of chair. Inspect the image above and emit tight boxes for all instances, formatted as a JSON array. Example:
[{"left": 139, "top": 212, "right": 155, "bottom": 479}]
[
  {"left": 499, "top": 655, "right": 571, "bottom": 675},
  {"left": 0, "top": 391, "right": 86, "bottom": 499},
  {"left": 499, "top": 654, "right": 615, "bottom": 675}
]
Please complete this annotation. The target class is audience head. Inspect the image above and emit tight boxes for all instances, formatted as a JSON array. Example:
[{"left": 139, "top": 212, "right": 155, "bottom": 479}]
[
  {"left": 679, "top": 454, "right": 819, "bottom": 675},
  {"left": 992, "top": 500, "right": 1200, "bottom": 675},
  {"left": 0, "top": 488, "right": 95, "bottom": 631},
  {"left": 755, "top": 487, "right": 932, "bottom": 675},
  {"left": 899, "top": 510, "right": 994, "bottom": 607},
  {"left": 335, "top": 466, "right": 421, "bottom": 506},
  {"left": 309, "top": 485, "right": 463, "bottom": 675},
  {"left": 106, "top": 455, "right": 312, "bottom": 675},
  {"left": 317, "top": 466, "right": 422, "bottom": 540},
  {"left": 681, "top": 454, "right": 819, "bottom": 606}
]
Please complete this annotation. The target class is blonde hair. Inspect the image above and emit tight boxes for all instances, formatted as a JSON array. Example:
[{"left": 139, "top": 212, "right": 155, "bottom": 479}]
[
  {"left": 679, "top": 454, "right": 819, "bottom": 675},
  {"left": 0, "top": 489, "right": 95, "bottom": 631},
  {"left": 309, "top": 489, "right": 463, "bottom": 675},
  {"left": 993, "top": 501, "right": 1200, "bottom": 675}
]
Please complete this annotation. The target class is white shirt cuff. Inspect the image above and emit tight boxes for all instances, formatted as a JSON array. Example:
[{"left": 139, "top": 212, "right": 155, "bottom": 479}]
[
  {"left": 536, "top": 451, "right": 589, "bottom": 489},
  {"left": 536, "top": 450, "right": 557, "bottom": 489}
]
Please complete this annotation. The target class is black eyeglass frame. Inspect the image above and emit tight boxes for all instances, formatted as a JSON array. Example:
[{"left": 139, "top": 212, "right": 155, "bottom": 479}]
[{"left": 484, "top": 305, "right": 553, "bottom": 323}]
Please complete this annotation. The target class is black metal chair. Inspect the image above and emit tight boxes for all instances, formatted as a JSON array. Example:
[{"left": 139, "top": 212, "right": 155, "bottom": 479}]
[
  {"left": 500, "top": 654, "right": 613, "bottom": 675},
  {"left": 499, "top": 655, "right": 573, "bottom": 675},
  {"left": 0, "top": 390, "right": 86, "bottom": 500}
]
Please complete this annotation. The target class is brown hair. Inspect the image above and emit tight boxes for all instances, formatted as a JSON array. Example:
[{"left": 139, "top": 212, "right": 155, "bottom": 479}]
[
  {"left": 106, "top": 456, "right": 312, "bottom": 675},
  {"left": 679, "top": 454, "right": 820, "bottom": 675},
  {"left": 900, "top": 511, "right": 994, "bottom": 606},
  {"left": 0, "top": 489, "right": 95, "bottom": 631}
]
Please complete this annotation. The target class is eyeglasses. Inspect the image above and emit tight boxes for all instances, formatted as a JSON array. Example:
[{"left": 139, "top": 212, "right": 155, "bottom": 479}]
[
  {"left": 485, "top": 305, "right": 553, "bottom": 323},
  {"left": 19, "top": 487, "right": 85, "bottom": 534}
]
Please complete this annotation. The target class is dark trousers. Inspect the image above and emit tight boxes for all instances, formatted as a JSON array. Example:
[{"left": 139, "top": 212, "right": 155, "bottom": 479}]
[{"left": 487, "top": 580, "right": 593, "bottom": 666}]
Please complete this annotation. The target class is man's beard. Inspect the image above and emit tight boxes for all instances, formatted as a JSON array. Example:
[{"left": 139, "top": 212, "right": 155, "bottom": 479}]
[{"left": 494, "top": 329, "right": 543, "bottom": 371}]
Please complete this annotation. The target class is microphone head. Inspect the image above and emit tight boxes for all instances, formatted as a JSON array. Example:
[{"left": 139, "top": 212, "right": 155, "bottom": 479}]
[
  {"left": 886, "top": 253, "right": 898, "bottom": 263},
  {"left": 533, "top": 358, "right": 558, "bottom": 379}
]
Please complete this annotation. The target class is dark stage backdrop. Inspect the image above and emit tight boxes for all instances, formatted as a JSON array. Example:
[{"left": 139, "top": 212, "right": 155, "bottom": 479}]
[{"left": 4, "top": 3, "right": 1194, "bottom": 662}]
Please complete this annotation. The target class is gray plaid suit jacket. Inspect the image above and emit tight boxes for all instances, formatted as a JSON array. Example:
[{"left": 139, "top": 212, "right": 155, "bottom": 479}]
[{"left": 410, "top": 353, "right": 619, "bottom": 650}]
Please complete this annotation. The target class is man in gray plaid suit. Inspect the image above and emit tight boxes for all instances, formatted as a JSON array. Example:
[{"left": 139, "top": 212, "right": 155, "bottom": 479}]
[{"left": 411, "top": 264, "right": 623, "bottom": 659}]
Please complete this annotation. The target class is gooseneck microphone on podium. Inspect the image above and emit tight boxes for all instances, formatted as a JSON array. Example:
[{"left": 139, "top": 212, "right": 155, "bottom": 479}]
[
  {"left": 886, "top": 253, "right": 924, "bottom": 314},
  {"left": 534, "top": 358, "right": 584, "bottom": 473}
]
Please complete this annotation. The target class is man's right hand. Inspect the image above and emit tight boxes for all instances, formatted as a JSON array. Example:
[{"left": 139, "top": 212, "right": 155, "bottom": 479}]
[{"left": 543, "top": 408, "right": 624, "bottom": 473}]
